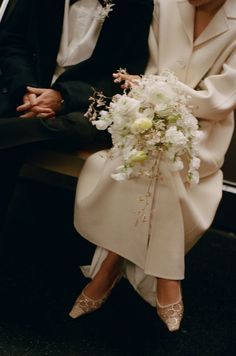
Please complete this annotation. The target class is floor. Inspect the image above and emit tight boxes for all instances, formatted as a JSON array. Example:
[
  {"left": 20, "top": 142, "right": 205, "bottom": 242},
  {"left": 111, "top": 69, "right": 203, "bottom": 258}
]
[{"left": 0, "top": 175, "right": 236, "bottom": 356}]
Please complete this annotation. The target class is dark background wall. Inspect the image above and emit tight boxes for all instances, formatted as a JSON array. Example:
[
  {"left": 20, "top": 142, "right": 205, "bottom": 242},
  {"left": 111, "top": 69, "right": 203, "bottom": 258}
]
[{"left": 222, "top": 112, "right": 236, "bottom": 185}]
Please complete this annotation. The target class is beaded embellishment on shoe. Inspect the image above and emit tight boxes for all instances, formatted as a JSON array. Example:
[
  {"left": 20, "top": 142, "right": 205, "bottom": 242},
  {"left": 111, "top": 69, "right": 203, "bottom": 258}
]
[
  {"left": 69, "top": 275, "right": 121, "bottom": 319},
  {"left": 69, "top": 291, "right": 107, "bottom": 318},
  {"left": 156, "top": 298, "right": 184, "bottom": 332}
]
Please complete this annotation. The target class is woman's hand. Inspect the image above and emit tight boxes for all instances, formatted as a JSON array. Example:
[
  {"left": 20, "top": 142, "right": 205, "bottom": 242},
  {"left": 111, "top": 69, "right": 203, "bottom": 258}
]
[{"left": 112, "top": 72, "right": 140, "bottom": 89}]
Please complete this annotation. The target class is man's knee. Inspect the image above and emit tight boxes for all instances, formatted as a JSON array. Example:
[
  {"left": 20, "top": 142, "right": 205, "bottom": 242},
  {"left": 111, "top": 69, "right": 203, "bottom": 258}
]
[{"left": 43, "top": 112, "right": 111, "bottom": 147}]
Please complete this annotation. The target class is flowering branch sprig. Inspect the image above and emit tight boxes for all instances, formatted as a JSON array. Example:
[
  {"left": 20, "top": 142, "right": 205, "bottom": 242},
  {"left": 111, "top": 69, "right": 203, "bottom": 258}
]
[
  {"left": 84, "top": 90, "right": 110, "bottom": 122},
  {"left": 98, "top": 0, "right": 114, "bottom": 19}
]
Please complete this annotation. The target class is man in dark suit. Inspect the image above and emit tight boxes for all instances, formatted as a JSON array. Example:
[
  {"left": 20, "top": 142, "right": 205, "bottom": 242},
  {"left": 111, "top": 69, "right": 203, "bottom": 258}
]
[
  {"left": 0, "top": 0, "right": 17, "bottom": 115},
  {"left": 0, "top": 0, "right": 153, "bottom": 229}
]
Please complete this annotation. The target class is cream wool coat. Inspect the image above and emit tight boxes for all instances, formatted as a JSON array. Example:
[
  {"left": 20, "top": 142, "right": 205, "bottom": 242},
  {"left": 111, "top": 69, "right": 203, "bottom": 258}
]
[{"left": 74, "top": 0, "right": 236, "bottom": 306}]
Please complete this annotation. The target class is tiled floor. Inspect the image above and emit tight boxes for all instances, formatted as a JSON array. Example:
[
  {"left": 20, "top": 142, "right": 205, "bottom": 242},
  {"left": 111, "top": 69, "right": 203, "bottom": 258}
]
[{"left": 0, "top": 177, "right": 236, "bottom": 356}]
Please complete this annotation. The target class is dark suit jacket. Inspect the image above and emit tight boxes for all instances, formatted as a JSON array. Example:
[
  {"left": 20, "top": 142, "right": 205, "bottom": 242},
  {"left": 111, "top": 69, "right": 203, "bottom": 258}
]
[
  {"left": 0, "top": 0, "right": 18, "bottom": 24},
  {"left": 0, "top": 0, "right": 153, "bottom": 115},
  {"left": 0, "top": 0, "right": 18, "bottom": 115}
]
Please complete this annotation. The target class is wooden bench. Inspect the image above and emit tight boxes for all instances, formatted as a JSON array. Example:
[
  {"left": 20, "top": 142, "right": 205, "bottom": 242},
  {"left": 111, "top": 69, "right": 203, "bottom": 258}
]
[
  {"left": 22, "top": 113, "right": 235, "bottom": 195},
  {"left": 21, "top": 148, "right": 98, "bottom": 190},
  {"left": 26, "top": 149, "right": 93, "bottom": 178}
]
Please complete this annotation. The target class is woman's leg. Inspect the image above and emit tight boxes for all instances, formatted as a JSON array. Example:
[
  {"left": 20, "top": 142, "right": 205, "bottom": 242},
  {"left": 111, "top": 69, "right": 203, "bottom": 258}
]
[
  {"left": 156, "top": 278, "right": 181, "bottom": 305},
  {"left": 156, "top": 278, "right": 183, "bottom": 332},
  {"left": 69, "top": 250, "right": 123, "bottom": 318},
  {"left": 82, "top": 251, "right": 123, "bottom": 300}
]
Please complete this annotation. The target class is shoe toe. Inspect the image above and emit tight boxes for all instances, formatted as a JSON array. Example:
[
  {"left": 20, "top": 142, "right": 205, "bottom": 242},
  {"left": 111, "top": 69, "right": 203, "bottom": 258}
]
[{"left": 69, "top": 304, "right": 85, "bottom": 319}]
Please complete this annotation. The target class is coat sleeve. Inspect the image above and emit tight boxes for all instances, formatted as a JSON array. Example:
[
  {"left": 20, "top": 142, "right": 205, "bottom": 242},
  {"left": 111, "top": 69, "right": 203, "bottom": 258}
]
[{"left": 177, "top": 48, "right": 236, "bottom": 121}]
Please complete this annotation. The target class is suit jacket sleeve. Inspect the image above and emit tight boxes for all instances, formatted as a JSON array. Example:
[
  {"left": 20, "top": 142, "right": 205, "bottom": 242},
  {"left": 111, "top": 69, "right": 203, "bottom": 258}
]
[{"left": 0, "top": 0, "right": 39, "bottom": 103}]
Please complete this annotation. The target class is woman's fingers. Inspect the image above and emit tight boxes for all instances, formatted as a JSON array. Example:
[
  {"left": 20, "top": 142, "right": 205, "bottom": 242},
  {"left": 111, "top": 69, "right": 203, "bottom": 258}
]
[{"left": 112, "top": 73, "right": 140, "bottom": 88}]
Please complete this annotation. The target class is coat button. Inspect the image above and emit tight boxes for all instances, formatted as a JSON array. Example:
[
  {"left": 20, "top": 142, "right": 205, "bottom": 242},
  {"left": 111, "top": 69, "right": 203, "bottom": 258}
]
[
  {"left": 176, "top": 60, "right": 186, "bottom": 69},
  {"left": 2, "top": 87, "right": 8, "bottom": 94}
]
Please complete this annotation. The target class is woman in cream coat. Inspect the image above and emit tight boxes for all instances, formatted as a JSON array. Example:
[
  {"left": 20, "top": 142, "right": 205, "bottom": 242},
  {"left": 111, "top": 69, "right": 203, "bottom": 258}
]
[{"left": 69, "top": 0, "right": 236, "bottom": 331}]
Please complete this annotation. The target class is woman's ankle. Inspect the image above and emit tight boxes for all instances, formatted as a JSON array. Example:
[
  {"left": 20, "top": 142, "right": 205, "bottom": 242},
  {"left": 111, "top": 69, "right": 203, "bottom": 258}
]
[
  {"left": 84, "top": 253, "right": 122, "bottom": 299},
  {"left": 156, "top": 278, "right": 181, "bottom": 306},
  {"left": 100, "top": 251, "right": 123, "bottom": 277}
]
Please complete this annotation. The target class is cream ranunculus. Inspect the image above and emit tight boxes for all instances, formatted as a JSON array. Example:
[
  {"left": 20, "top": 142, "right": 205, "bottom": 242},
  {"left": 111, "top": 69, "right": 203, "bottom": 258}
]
[
  {"left": 147, "top": 81, "right": 176, "bottom": 106},
  {"left": 128, "top": 150, "right": 147, "bottom": 164},
  {"left": 131, "top": 117, "right": 153, "bottom": 134}
]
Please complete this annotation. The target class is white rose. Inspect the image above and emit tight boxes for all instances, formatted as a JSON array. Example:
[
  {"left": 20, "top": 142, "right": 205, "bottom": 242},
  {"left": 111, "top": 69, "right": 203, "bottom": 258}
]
[
  {"left": 111, "top": 96, "right": 140, "bottom": 117},
  {"left": 147, "top": 82, "right": 176, "bottom": 106},
  {"left": 154, "top": 103, "right": 173, "bottom": 117}
]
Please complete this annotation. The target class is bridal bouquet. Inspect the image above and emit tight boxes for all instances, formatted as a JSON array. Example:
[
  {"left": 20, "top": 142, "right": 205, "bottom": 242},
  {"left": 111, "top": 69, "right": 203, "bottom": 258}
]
[{"left": 85, "top": 71, "right": 202, "bottom": 184}]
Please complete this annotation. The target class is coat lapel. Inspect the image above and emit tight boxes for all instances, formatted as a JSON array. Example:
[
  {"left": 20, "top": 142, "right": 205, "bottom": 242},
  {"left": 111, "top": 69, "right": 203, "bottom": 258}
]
[
  {"left": 175, "top": 0, "right": 236, "bottom": 87},
  {"left": 176, "top": 0, "right": 194, "bottom": 44},
  {"left": 194, "top": 6, "right": 229, "bottom": 46}
]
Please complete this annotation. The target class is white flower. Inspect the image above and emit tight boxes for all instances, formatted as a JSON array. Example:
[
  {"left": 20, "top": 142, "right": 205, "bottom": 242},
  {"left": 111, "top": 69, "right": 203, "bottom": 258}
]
[
  {"left": 189, "top": 170, "right": 200, "bottom": 185},
  {"left": 111, "top": 171, "right": 128, "bottom": 181},
  {"left": 147, "top": 82, "right": 176, "bottom": 106},
  {"left": 154, "top": 103, "right": 173, "bottom": 117},
  {"left": 171, "top": 157, "right": 184, "bottom": 171},
  {"left": 128, "top": 150, "right": 148, "bottom": 164},
  {"left": 111, "top": 165, "right": 132, "bottom": 181},
  {"left": 189, "top": 157, "right": 201, "bottom": 170},
  {"left": 165, "top": 126, "right": 187, "bottom": 146},
  {"left": 111, "top": 96, "right": 140, "bottom": 118},
  {"left": 131, "top": 117, "right": 152, "bottom": 134},
  {"left": 92, "top": 119, "right": 110, "bottom": 130},
  {"left": 141, "top": 107, "right": 155, "bottom": 119},
  {"left": 179, "top": 112, "right": 199, "bottom": 131}
]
